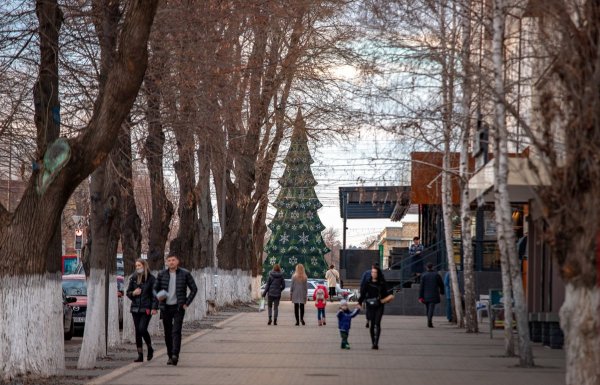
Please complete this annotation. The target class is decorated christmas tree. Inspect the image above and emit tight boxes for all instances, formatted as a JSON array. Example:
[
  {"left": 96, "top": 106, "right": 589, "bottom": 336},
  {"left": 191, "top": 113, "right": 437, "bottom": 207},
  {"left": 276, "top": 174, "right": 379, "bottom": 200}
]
[{"left": 262, "top": 109, "right": 330, "bottom": 281}]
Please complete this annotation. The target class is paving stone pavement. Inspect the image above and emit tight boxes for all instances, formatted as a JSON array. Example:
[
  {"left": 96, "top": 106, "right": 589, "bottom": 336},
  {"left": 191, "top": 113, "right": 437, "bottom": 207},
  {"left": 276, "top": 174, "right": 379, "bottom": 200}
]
[{"left": 89, "top": 301, "right": 565, "bottom": 385}]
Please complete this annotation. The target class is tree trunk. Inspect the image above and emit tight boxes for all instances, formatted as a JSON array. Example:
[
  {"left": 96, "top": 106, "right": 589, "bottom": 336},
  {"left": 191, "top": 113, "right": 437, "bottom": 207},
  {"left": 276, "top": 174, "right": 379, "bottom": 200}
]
[
  {"left": 78, "top": 163, "right": 115, "bottom": 368},
  {"left": 459, "top": 0, "right": 477, "bottom": 333},
  {"left": 0, "top": 1, "right": 65, "bottom": 379},
  {"left": 439, "top": 0, "right": 463, "bottom": 328},
  {"left": 143, "top": 72, "right": 173, "bottom": 271},
  {"left": 0, "top": 1, "right": 157, "bottom": 378},
  {"left": 171, "top": 124, "right": 198, "bottom": 269},
  {"left": 117, "top": 120, "right": 141, "bottom": 343},
  {"left": 560, "top": 284, "right": 600, "bottom": 385},
  {"left": 442, "top": 149, "right": 464, "bottom": 328},
  {"left": 491, "top": 0, "right": 516, "bottom": 358},
  {"left": 195, "top": 141, "right": 214, "bottom": 269}
]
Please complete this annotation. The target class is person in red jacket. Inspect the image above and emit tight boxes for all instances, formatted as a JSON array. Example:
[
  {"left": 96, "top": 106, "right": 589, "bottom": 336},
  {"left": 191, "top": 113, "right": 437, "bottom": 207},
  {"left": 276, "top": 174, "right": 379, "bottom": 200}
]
[{"left": 313, "top": 284, "right": 329, "bottom": 326}]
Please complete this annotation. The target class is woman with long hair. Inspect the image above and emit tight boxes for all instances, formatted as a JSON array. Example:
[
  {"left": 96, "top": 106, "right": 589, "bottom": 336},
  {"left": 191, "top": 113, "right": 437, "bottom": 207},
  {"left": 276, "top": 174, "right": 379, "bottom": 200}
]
[
  {"left": 290, "top": 264, "right": 308, "bottom": 326},
  {"left": 126, "top": 258, "right": 157, "bottom": 362},
  {"left": 262, "top": 263, "right": 285, "bottom": 325},
  {"left": 358, "top": 266, "right": 394, "bottom": 350}
]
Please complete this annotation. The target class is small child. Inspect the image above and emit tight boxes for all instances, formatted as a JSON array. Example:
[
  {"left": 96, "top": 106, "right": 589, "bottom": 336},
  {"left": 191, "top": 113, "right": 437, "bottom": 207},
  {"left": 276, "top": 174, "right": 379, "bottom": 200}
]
[
  {"left": 337, "top": 299, "right": 360, "bottom": 349},
  {"left": 313, "top": 284, "right": 329, "bottom": 326}
]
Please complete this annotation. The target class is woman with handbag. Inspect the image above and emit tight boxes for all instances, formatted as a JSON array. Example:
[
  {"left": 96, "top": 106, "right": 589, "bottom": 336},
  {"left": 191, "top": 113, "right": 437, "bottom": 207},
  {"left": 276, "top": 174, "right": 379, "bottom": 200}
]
[
  {"left": 126, "top": 258, "right": 158, "bottom": 362},
  {"left": 262, "top": 264, "right": 285, "bottom": 325},
  {"left": 358, "top": 266, "right": 394, "bottom": 350}
]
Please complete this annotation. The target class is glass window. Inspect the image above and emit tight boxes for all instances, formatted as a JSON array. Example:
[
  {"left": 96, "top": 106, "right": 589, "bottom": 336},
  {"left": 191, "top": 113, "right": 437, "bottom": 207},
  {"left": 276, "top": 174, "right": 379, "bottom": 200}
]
[{"left": 62, "top": 280, "right": 87, "bottom": 296}]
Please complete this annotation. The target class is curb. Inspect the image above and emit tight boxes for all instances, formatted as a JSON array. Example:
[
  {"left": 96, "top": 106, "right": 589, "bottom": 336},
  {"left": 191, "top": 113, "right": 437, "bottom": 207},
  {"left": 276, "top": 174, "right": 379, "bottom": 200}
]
[{"left": 86, "top": 312, "right": 245, "bottom": 385}]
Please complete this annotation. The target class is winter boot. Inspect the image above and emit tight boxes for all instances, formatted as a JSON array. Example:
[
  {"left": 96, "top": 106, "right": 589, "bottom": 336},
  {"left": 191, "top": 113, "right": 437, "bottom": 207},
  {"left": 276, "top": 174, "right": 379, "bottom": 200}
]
[
  {"left": 134, "top": 348, "right": 143, "bottom": 362},
  {"left": 273, "top": 318, "right": 278, "bottom": 325},
  {"left": 147, "top": 345, "right": 154, "bottom": 361},
  {"left": 268, "top": 317, "right": 272, "bottom": 325}
]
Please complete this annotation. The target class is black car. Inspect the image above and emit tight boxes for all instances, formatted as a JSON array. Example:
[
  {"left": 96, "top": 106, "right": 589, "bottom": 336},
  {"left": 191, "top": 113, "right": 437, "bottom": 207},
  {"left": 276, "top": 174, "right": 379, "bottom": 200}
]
[{"left": 62, "top": 289, "right": 77, "bottom": 340}]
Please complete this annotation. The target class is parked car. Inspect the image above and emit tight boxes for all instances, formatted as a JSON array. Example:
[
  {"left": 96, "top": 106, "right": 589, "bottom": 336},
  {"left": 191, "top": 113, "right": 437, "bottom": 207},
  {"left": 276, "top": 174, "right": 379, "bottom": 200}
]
[
  {"left": 62, "top": 274, "right": 125, "bottom": 331},
  {"left": 62, "top": 275, "right": 87, "bottom": 331},
  {"left": 62, "top": 289, "right": 77, "bottom": 340}
]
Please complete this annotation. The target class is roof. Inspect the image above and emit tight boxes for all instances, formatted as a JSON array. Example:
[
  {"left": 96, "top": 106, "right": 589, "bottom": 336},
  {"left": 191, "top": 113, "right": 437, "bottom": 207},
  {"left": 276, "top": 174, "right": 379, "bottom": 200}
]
[{"left": 338, "top": 186, "right": 411, "bottom": 221}]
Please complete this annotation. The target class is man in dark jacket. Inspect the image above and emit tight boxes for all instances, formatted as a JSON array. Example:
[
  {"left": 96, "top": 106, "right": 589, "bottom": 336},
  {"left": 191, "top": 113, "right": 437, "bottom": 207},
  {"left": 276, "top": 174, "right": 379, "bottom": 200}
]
[
  {"left": 154, "top": 253, "right": 198, "bottom": 366},
  {"left": 418, "top": 263, "right": 444, "bottom": 328}
]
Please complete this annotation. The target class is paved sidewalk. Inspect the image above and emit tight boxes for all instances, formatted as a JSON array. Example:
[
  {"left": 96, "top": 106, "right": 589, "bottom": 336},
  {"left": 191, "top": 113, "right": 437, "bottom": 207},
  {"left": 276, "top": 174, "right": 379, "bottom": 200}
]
[{"left": 90, "top": 302, "right": 565, "bottom": 385}]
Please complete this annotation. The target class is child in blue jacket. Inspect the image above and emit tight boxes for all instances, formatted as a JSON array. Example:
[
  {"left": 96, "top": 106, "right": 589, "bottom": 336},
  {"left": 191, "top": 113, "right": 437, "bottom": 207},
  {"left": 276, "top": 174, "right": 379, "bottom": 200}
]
[{"left": 337, "top": 299, "right": 360, "bottom": 349}]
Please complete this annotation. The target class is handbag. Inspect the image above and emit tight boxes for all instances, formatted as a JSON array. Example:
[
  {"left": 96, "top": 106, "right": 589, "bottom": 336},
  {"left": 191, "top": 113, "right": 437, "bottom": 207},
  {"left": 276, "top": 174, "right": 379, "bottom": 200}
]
[{"left": 365, "top": 297, "right": 381, "bottom": 307}]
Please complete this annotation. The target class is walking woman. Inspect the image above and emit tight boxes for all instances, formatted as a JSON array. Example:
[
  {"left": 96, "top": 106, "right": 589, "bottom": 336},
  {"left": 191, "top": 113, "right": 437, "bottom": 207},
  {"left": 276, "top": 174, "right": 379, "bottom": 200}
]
[
  {"left": 262, "top": 264, "right": 285, "bottom": 325},
  {"left": 358, "top": 266, "right": 394, "bottom": 350},
  {"left": 126, "top": 258, "right": 157, "bottom": 362},
  {"left": 290, "top": 264, "right": 308, "bottom": 326}
]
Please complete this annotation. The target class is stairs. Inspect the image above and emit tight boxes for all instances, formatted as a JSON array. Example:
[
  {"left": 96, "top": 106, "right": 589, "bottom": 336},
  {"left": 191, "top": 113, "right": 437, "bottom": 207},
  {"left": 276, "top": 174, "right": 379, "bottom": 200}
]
[{"left": 384, "top": 284, "right": 448, "bottom": 316}]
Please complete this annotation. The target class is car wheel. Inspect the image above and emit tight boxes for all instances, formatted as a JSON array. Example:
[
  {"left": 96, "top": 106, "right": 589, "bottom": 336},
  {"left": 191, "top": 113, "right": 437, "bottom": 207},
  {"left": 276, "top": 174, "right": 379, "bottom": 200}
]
[{"left": 64, "top": 318, "right": 74, "bottom": 341}]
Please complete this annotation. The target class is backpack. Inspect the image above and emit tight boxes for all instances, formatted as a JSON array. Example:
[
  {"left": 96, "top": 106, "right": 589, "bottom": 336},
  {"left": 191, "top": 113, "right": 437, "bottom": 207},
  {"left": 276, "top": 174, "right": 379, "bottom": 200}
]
[{"left": 316, "top": 288, "right": 325, "bottom": 301}]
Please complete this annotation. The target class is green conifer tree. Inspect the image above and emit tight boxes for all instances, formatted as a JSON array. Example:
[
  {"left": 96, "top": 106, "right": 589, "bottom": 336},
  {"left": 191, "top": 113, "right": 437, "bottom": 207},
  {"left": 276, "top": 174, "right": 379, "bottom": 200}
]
[{"left": 262, "top": 109, "right": 330, "bottom": 281}]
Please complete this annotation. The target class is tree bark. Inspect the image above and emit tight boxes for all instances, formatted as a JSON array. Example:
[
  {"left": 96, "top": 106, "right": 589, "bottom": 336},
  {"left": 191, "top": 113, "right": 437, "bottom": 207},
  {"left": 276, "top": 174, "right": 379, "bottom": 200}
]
[
  {"left": 143, "top": 71, "right": 173, "bottom": 271},
  {"left": 0, "top": 0, "right": 158, "bottom": 379},
  {"left": 195, "top": 140, "right": 214, "bottom": 269},
  {"left": 439, "top": 0, "right": 463, "bottom": 329},
  {"left": 492, "top": 0, "right": 515, "bottom": 356},
  {"left": 459, "top": 0, "right": 477, "bottom": 333}
]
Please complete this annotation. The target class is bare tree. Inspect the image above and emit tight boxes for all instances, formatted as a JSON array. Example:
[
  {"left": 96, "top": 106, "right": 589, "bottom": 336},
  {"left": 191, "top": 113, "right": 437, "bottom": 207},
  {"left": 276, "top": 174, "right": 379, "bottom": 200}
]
[{"left": 0, "top": 0, "right": 158, "bottom": 379}]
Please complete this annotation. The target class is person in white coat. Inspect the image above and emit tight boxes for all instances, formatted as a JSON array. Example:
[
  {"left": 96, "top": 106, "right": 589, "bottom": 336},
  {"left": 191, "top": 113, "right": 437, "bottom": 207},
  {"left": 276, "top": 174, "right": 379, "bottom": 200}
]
[{"left": 325, "top": 264, "right": 340, "bottom": 302}]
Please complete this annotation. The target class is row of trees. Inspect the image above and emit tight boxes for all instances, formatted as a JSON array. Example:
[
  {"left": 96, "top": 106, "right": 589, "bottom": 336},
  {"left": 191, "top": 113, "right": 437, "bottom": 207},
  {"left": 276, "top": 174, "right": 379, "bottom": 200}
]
[
  {"left": 0, "top": 0, "right": 359, "bottom": 378},
  {"left": 0, "top": 0, "right": 597, "bottom": 383},
  {"left": 361, "top": 0, "right": 599, "bottom": 383}
]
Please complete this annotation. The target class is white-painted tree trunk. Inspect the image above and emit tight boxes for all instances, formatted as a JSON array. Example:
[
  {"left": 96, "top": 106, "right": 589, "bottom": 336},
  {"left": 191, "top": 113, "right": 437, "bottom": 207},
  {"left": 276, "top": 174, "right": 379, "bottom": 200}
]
[
  {"left": 107, "top": 276, "right": 120, "bottom": 348},
  {"left": 0, "top": 274, "right": 65, "bottom": 380},
  {"left": 121, "top": 295, "right": 135, "bottom": 343},
  {"left": 214, "top": 268, "right": 253, "bottom": 307},
  {"left": 184, "top": 269, "right": 207, "bottom": 322},
  {"left": 251, "top": 275, "right": 262, "bottom": 300},
  {"left": 560, "top": 284, "right": 600, "bottom": 385},
  {"left": 78, "top": 269, "right": 106, "bottom": 369}
]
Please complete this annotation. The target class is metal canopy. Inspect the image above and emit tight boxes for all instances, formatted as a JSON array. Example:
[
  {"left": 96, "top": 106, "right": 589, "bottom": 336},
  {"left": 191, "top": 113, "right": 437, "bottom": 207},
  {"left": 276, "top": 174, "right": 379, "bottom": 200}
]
[{"left": 338, "top": 186, "right": 411, "bottom": 221}]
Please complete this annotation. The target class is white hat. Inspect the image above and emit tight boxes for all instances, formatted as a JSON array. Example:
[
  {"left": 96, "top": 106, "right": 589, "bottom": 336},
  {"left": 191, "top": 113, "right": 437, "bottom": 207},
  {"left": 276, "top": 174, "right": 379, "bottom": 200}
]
[{"left": 340, "top": 299, "right": 348, "bottom": 306}]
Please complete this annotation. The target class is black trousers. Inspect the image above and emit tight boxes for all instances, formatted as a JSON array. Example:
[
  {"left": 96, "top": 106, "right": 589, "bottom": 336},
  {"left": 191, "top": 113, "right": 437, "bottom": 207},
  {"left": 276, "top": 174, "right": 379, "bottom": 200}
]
[
  {"left": 293, "top": 303, "right": 305, "bottom": 322},
  {"left": 267, "top": 296, "right": 280, "bottom": 319},
  {"left": 162, "top": 305, "right": 185, "bottom": 357},
  {"left": 426, "top": 302, "right": 437, "bottom": 324},
  {"left": 366, "top": 304, "right": 384, "bottom": 346},
  {"left": 132, "top": 312, "right": 152, "bottom": 349}
]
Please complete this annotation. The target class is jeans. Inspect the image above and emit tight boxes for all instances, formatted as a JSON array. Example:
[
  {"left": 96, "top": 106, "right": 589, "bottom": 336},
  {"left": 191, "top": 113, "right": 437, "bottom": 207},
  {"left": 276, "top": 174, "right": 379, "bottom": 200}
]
[
  {"left": 267, "top": 296, "right": 280, "bottom": 319},
  {"left": 445, "top": 297, "right": 452, "bottom": 321},
  {"left": 132, "top": 312, "right": 152, "bottom": 349},
  {"left": 293, "top": 303, "right": 305, "bottom": 322},
  {"left": 162, "top": 305, "right": 185, "bottom": 357},
  {"left": 317, "top": 308, "right": 325, "bottom": 320},
  {"left": 339, "top": 331, "right": 349, "bottom": 348},
  {"left": 366, "top": 304, "right": 384, "bottom": 346}
]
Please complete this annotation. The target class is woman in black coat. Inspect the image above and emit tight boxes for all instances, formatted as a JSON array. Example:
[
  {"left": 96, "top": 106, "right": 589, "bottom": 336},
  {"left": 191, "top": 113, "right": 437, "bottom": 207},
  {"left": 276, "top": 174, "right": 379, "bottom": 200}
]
[
  {"left": 418, "top": 262, "right": 445, "bottom": 328},
  {"left": 358, "top": 266, "right": 393, "bottom": 350},
  {"left": 126, "top": 258, "right": 157, "bottom": 362},
  {"left": 262, "top": 264, "right": 285, "bottom": 325}
]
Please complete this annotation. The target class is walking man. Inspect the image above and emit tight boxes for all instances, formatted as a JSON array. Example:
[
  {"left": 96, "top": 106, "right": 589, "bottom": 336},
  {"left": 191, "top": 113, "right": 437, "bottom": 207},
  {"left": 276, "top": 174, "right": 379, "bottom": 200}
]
[
  {"left": 325, "top": 264, "right": 340, "bottom": 302},
  {"left": 418, "top": 263, "right": 444, "bottom": 328},
  {"left": 154, "top": 252, "right": 197, "bottom": 366}
]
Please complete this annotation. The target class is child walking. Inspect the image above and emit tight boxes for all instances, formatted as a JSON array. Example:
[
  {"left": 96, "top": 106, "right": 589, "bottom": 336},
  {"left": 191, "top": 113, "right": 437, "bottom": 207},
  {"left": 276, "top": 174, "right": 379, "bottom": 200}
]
[
  {"left": 337, "top": 299, "right": 360, "bottom": 349},
  {"left": 313, "top": 284, "right": 329, "bottom": 325}
]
